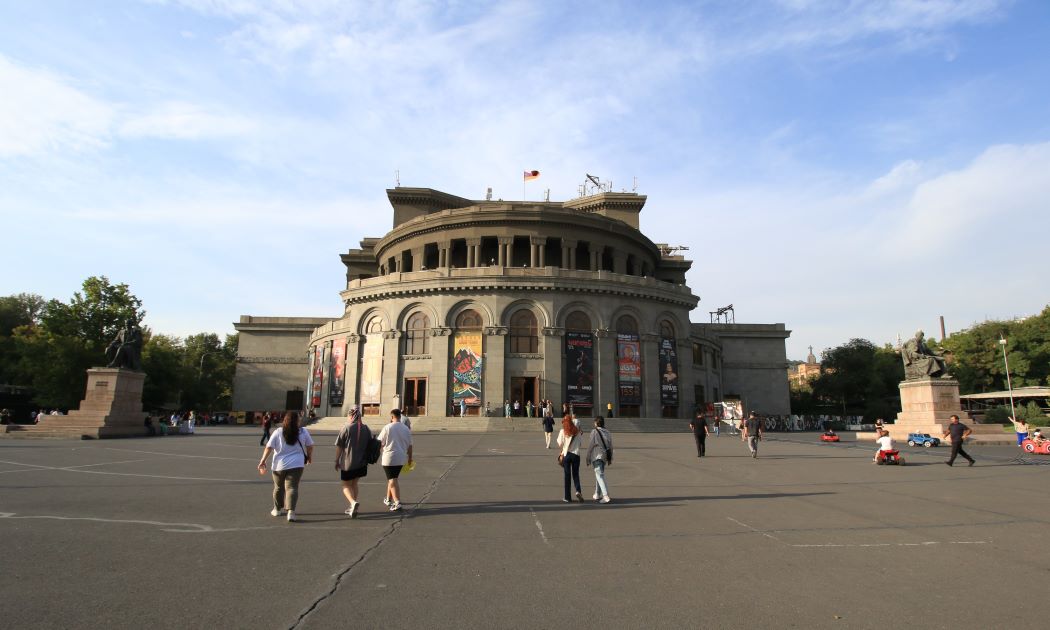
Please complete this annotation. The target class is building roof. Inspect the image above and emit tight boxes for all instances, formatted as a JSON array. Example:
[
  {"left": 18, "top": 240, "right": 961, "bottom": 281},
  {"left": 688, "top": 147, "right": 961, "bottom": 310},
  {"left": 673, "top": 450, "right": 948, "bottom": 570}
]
[{"left": 959, "top": 386, "right": 1050, "bottom": 400}]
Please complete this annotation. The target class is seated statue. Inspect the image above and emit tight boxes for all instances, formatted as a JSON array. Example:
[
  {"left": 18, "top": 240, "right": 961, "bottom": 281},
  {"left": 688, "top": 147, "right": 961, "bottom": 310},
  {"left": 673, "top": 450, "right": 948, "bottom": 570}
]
[
  {"left": 901, "top": 330, "right": 949, "bottom": 380},
  {"left": 106, "top": 319, "right": 143, "bottom": 371}
]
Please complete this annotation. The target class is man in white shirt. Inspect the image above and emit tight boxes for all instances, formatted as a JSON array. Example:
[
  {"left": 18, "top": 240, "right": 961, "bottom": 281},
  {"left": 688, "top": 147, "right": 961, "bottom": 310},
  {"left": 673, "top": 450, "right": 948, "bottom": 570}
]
[
  {"left": 874, "top": 429, "right": 894, "bottom": 462},
  {"left": 378, "top": 409, "right": 413, "bottom": 512}
]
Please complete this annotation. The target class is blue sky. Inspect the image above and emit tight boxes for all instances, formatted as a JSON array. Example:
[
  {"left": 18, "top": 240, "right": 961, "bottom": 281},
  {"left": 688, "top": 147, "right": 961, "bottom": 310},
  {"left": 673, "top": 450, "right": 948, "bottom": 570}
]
[{"left": 2, "top": 0, "right": 1048, "bottom": 360}]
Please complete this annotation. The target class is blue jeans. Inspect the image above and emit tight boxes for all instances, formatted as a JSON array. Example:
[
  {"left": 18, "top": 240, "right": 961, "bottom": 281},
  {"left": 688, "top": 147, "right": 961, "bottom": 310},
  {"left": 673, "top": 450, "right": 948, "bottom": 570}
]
[
  {"left": 563, "top": 453, "right": 581, "bottom": 500},
  {"left": 592, "top": 459, "right": 609, "bottom": 498},
  {"left": 1017, "top": 432, "right": 1027, "bottom": 445}
]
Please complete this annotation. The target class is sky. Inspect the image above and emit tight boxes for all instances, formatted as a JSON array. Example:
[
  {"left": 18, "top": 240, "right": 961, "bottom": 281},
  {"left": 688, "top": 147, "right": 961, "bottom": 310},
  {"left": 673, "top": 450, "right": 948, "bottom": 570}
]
[{"left": 1, "top": 0, "right": 1048, "bottom": 361}]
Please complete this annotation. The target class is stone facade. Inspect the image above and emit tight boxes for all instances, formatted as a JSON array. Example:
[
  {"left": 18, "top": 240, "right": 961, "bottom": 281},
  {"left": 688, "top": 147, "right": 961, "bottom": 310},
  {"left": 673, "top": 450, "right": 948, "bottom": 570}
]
[
  {"left": 232, "top": 316, "right": 333, "bottom": 413},
  {"left": 232, "top": 187, "right": 791, "bottom": 419}
]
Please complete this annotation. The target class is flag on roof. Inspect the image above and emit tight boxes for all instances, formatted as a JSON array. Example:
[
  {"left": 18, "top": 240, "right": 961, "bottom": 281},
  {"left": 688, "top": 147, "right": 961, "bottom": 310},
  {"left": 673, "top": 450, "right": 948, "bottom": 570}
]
[{"left": 523, "top": 170, "right": 540, "bottom": 181}]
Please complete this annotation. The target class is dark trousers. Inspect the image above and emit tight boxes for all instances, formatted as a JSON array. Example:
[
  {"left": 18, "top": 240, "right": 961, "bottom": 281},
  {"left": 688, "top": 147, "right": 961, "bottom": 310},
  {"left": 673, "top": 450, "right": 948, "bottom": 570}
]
[
  {"left": 693, "top": 431, "right": 707, "bottom": 456},
  {"left": 562, "top": 453, "right": 581, "bottom": 500},
  {"left": 260, "top": 429, "right": 270, "bottom": 446},
  {"left": 948, "top": 441, "right": 974, "bottom": 464}
]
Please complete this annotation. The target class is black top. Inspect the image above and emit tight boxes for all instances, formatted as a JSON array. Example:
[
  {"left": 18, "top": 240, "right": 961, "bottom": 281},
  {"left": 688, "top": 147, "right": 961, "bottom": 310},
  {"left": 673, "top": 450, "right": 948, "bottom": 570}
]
[
  {"left": 542, "top": 416, "right": 555, "bottom": 431},
  {"left": 745, "top": 417, "right": 762, "bottom": 434},
  {"left": 947, "top": 422, "right": 968, "bottom": 443}
]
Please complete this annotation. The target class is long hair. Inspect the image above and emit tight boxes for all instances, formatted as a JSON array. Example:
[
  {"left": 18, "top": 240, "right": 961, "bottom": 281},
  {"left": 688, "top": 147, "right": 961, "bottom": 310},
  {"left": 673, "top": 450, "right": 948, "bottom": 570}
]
[
  {"left": 282, "top": 411, "right": 300, "bottom": 445},
  {"left": 561, "top": 415, "right": 579, "bottom": 437}
]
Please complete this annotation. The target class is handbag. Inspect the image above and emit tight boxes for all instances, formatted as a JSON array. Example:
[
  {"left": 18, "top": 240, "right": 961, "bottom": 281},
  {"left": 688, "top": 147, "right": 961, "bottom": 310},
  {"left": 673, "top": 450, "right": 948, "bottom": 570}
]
[{"left": 596, "top": 428, "right": 612, "bottom": 464}]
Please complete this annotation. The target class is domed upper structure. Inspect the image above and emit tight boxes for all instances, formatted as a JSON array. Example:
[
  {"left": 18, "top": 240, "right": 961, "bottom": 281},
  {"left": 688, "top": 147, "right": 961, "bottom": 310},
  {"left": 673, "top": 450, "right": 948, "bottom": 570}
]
[{"left": 233, "top": 186, "right": 791, "bottom": 421}]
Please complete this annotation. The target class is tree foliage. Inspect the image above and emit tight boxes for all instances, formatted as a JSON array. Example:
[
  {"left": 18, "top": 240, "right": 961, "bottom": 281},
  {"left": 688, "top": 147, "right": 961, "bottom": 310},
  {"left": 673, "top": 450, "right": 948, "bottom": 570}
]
[
  {"left": 941, "top": 305, "right": 1050, "bottom": 393},
  {"left": 797, "top": 338, "right": 903, "bottom": 419}
]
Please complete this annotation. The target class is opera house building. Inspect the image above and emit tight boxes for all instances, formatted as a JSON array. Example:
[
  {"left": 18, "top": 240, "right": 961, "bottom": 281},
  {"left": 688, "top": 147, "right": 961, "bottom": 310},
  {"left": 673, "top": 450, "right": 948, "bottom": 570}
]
[{"left": 232, "top": 187, "right": 790, "bottom": 420}]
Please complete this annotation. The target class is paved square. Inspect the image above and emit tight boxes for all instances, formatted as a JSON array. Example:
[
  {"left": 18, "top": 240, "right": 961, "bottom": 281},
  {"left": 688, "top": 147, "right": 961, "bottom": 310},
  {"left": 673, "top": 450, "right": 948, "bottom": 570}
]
[{"left": 1, "top": 428, "right": 1047, "bottom": 629}]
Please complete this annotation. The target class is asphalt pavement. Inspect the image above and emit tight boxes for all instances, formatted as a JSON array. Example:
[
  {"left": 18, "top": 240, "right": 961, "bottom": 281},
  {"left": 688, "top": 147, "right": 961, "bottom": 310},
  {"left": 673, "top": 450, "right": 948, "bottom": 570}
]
[{"left": 1, "top": 426, "right": 1047, "bottom": 629}]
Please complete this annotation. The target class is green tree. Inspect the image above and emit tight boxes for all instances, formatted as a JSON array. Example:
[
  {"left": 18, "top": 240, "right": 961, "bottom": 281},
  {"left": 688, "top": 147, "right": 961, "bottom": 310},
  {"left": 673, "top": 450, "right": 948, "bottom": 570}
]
[
  {"left": 141, "top": 333, "right": 187, "bottom": 410},
  {"left": 810, "top": 339, "right": 903, "bottom": 420},
  {"left": 942, "top": 305, "right": 1050, "bottom": 392}
]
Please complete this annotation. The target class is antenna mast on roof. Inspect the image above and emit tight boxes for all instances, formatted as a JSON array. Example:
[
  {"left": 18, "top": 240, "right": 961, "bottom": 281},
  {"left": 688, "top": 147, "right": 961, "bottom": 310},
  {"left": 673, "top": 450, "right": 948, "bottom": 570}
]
[
  {"left": 395, "top": 170, "right": 400, "bottom": 187},
  {"left": 544, "top": 189, "right": 550, "bottom": 202},
  {"left": 709, "top": 304, "right": 735, "bottom": 324},
  {"left": 485, "top": 187, "right": 492, "bottom": 201},
  {"left": 579, "top": 174, "right": 613, "bottom": 197}
]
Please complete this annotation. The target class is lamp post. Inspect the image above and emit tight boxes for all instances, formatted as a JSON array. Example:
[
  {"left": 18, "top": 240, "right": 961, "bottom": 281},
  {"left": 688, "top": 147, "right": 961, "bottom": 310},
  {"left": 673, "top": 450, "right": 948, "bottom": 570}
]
[
  {"left": 998, "top": 334, "right": 1017, "bottom": 421},
  {"left": 198, "top": 351, "right": 222, "bottom": 380}
]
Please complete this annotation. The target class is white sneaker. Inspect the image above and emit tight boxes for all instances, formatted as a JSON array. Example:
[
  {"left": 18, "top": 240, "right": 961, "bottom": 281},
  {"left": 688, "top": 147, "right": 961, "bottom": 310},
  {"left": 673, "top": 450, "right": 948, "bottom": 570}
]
[
  {"left": 270, "top": 508, "right": 284, "bottom": 517},
  {"left": 592, "top": 492, "right": 600, "bottom": 500},
  {"left": 286, "top": 510, "right": 296, "bottom": 522},
  {"left": 389, "top": 502, "right": 402, "bottom": 512},
  {"left": 600, "top": 496, "right": 611, "bottom": 504},
  {"left": 383, "top": 497, "right": 392, "bottom": 506},
  {"left": 346, "top": 502, "right": 359, "bottom": 518}
]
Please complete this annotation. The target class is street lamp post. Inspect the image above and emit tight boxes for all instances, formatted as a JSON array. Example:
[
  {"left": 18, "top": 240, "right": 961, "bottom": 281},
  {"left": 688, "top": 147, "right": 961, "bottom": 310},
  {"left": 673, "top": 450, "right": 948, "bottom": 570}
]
[
  {"left": 998, "top": 335, "right": 1017, "bottom": 420},
  {"left": 198, "top": 351, "right": 222, "bottom": 380}
]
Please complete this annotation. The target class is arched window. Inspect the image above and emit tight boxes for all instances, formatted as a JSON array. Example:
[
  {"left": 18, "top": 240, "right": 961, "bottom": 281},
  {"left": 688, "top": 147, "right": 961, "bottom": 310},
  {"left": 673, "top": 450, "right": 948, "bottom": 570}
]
[
  {"left": 660, "top": 320, "right": 675, "bottom": 339},
  {"left": 616, "top": 315, "right": 638, "bottom": 334},
  {"left": 509, "top": 310, "right": 539, "bottom": 353},
  {"left": 455, "top": 309, "right": 482, "bottom": 330},
  {"left": 405, "top": 312, "right": 429, "bottom": 355},
  {"left": 366, "top": 316, "right": 384, "bottom": 334},
  {"left": 565, "top": 311, "right": 592, "bottom": 332}
]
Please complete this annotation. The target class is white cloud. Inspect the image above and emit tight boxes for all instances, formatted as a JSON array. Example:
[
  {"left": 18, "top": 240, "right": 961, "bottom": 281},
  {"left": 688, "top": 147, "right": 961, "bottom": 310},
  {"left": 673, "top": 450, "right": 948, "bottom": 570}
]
[
  {"left": 0, "top": 54, "right": 114, "bottom": 158},
  {"left": 119, "top": 102, "right": 259, "bottom": 140}
]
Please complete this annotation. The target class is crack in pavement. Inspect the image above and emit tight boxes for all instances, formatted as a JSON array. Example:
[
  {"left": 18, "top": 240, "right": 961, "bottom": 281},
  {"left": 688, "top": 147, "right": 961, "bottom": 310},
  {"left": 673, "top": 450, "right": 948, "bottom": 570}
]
[{"left": 287, "top": 434, "right": 482, "bottom": 630}]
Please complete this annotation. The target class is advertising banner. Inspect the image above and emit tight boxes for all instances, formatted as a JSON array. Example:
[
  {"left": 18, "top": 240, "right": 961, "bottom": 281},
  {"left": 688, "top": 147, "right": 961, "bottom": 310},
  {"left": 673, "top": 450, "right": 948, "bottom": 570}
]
[
  {"left": 659, "top": 338, "right": 679, "bottom": 406},
  {"left": 310, "top": 346, "right": 324, "bottom": 408},
  {"left": 360, "top": 333, "right": 383, "bottom": 404},
  {"left": 564, "top": 332, "right": 594, "bottom": 407},
  {"left": 328, "top": 338, "right": 347, "bottom": 407},
  {"left": 616, "top": 333, "right": 641, "bottom": 405},
  {"left": 451, "top": 332, "right": 483, "bottom": 406}
]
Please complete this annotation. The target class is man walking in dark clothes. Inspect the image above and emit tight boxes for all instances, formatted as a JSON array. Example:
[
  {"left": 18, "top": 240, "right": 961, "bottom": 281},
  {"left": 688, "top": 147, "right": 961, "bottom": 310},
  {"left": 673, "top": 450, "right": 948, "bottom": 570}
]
[
  {"left": 743, "top": 411, "right": 763, "bottom": 458},
  {"left": 689, "top": 412, "right": 709, "bottom": 457},
  {"left": 943, "top": 414, "right": 975, "bottom": 466}
]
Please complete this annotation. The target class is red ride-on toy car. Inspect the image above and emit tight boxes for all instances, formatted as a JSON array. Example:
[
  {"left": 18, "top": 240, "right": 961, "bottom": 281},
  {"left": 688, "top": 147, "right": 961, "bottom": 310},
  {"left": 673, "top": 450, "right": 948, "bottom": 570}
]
[
  {"left": 874, "top": 449, "right": 905, "bottom": 465},
  {"left": 821, "top": 433, "right": 840, "bottom": 442},
  {"left": 1021, "top": 438, "right": 1050, "bottom": 454}
]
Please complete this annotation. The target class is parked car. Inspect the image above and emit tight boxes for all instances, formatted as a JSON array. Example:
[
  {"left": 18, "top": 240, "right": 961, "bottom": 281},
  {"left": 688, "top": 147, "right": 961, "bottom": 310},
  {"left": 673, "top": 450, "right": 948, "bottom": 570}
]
[{"left": 907, "top": 433, "right": 941, "bottom": 448}]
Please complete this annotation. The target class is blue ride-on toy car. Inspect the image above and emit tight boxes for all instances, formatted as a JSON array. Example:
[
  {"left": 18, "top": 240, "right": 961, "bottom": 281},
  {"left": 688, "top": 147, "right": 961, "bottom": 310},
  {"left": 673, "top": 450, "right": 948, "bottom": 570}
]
[{"left": 907, "top": 432, "right": 941, "bottom": 448}]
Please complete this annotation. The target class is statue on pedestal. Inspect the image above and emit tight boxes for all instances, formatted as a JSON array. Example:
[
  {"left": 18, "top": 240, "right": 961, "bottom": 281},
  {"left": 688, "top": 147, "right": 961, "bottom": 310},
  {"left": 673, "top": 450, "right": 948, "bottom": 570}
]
[
  {"left": 106, "top": 319, "right": 143, "bottom": 371},
  {"left": 901, "top": 330, "right": 949, "bottom": 380}
]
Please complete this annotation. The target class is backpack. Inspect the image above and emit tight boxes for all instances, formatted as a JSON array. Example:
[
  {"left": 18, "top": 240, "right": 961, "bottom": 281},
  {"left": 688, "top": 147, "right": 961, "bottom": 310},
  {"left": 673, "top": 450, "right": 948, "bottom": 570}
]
[{"left": 365, "top": 435, "right": 382, "bottom": 465}]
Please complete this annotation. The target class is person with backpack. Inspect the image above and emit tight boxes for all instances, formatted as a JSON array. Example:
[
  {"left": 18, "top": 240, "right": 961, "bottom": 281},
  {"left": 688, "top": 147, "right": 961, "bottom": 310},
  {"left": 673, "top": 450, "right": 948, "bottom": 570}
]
[
  {"left": 257, "top": 411, "right": 314, "bottom": 522},
  {"left": 334, "top": 406, "right": 372, "bottom": 518},
  {"left": 378, "top": 408, "right": 413, "bottom": 512},
  {"left": 585, "top": 416, "right": 613, "bottom": 503}
]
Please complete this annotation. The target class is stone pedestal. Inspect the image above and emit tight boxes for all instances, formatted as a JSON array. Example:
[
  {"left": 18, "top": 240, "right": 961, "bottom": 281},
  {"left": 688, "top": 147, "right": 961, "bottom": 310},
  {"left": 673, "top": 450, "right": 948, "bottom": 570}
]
[
  {"left": 886, "top": 379, "right": 1007, "bottom": 444},
  {"left": 31, "top": 368, "right": 146, "bottom": 439}
]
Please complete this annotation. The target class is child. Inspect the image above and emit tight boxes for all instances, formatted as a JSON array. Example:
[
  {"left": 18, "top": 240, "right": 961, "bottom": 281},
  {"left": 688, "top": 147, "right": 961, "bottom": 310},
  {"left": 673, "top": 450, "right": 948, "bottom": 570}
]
[{"left": 874, "top": 429, "right": 894, "bottom": 462}]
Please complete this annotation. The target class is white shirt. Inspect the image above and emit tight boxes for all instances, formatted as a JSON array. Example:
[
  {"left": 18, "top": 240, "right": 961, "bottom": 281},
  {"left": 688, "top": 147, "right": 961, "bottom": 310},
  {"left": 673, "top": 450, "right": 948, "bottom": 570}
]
[
  {"left": 876, "top": 435, "right": 894, "bottom": 451},
  {"left": 557, "top": 429, "right": 581, "bottom": 455},
  {"left": 378, "top": 421, "right": 413, "bottom": 466},
  {"left": 267, "top": 428, "right": 314, "bottom": 471}
]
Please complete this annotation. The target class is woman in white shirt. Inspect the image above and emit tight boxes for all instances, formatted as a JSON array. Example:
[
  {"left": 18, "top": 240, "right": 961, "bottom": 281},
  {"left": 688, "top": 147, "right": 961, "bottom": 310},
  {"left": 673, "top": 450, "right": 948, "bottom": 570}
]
[
  {"left": 257, "top": 411, "right": 314, "bottom": 522},
  {"left": 557, "top": 415, "right": 583, "bottom": 502}
]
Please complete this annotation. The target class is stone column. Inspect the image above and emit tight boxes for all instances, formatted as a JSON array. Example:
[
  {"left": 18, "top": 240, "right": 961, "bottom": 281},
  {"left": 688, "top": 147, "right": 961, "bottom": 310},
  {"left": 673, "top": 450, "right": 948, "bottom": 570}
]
[
  {"left": 542, "top": 327, "right": 563, "bottom": 410},
  {"left": 530, "top": 237, "right": 546, "bottom": 268},
  {"left": 381, "top": 330, "right": 401, "bottom": 414},
  {"left": 429, "top": 327, "right": 452, "bottom": 416},
  {"left": 595, "top": 329, "right": 616, "bottom": 416},
  {"left": 439, "top": 241, "right": 451, "bottom": 268},
  {"left": 641, "top": 333, "right": 661, "bottom": 417},
  {"left": 529, "top": 242, "right": 538, "bottom": 268},
  {"left": 343, "top": 335, "right": 361, "bottom": 413},
  {"left": 411, "top": 247, "right": 425, "bottom": 271},
  {"left": 613, "top": 251, "right": 627, "bottom": 275},
  {"left": 591, "top": 246, "right": 603, "bottom": 271},
  {"left": 563, "top": 239, "right": 577, "bottom": 270},
  {"left": 677, "top": 338, "right": 695, "bottom": 419},
  {"left": 497, "top": 237, "right": 511, "bottom": 266},
  {"left": 483, "top": 326, "right": 507, "bottom": 414}
]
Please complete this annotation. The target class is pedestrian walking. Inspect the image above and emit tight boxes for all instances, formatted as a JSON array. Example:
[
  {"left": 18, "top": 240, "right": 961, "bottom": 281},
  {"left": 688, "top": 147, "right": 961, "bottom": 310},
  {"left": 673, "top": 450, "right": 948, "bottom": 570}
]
[
  {"left": 542, "top": 409, "right": 555, "bottom": 448},
  {"left": 459, "top": 398, "right": 467, "bottom": 418},
  {"left": 713, "top": 418, "right": 720, "bottom": 437},
  {"left": 743, "top": 411, "right": 762, "bottom": 458},
  {"left": 526, "top": 400, "right": 534, "bottom": 418},
  {"left": 514, "top": 400, "right": 521, "bottom": 416},
  {"left": 504, "top": 400, "right": 511, "bottom": 417},
  {"left": 334, "top": 406, "right": 372, "bottom": 518},
  {"left": 260, "top": 413, "right": 273, "bottom": 446},
  {"left": 257, "top": 411, "right": 314, "bottom": 522},
  {"left": 690, "top": 412, "right": 709, "bottom": 457},
  {"left": 585, "top": 416, "right": 613, "bottom": 503},
  {"left": 943, "top": 415, "right": 975, "bottom": 467},
  {"left": 557, "top": 415, "right": 583, "bottom": 502},
  {"left": 378, "top": 408, "right": 413, "bottom": 511}
]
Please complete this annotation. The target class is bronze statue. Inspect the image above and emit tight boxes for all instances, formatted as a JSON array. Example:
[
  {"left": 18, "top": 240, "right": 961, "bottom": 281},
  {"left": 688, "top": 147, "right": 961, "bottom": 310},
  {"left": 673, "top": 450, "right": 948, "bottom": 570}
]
[
  {"left": 106, "top": 319, "right": 143, "bottom": 371},
  {"left": 901, "top": 330, "right": 949, "bottom": 380}
]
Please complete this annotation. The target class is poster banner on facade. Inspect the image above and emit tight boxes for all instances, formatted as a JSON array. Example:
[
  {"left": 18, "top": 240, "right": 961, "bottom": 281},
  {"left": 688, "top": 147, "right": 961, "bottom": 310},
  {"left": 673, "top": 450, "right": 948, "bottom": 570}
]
[
  {"left": 564, "top": 332, "right": 594, "bottom": 407},
  {"left": 328, "top": 338, "right": 347, "bottom": 407},
  {"left": 310, "top": 346, "right": 325, "bottom": 408},
  {"left": 659, "top": 338, "right": 679, "bottom": 406},
  {"left": 360, "top": 333, "right": 383, "bottom": 405},
  {"left": 616, "top": 333, "right": 641, "bottom": 405},
  {"left": 306, "top": 347, "right": 315, "bottom": 408},
  {"left": 451, "top": 332, "right": 483, "bottom": 406}
]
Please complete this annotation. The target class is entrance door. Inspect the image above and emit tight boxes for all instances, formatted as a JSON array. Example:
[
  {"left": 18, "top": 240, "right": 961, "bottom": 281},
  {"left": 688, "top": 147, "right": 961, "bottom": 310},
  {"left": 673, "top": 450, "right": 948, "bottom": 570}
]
[
  {"left": 403, "top": 378, "right": 427, "bottom": 416},
  {"left": 510, "top": 377, "right": 538, "bottom": 416}
]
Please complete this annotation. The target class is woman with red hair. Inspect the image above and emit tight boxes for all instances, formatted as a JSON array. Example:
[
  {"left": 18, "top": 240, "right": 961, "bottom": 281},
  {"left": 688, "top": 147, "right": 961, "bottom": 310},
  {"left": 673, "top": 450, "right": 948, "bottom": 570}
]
[{"left": 556, "top": 415, "right": 583, "bottom": 502}]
